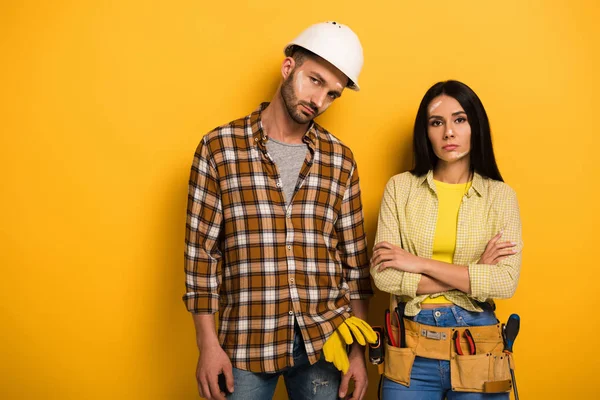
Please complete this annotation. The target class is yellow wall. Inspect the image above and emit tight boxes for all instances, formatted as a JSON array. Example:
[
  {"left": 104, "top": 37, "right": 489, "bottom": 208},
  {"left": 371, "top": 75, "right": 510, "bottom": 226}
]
[{"left": 1, "top": 1, "right": 598, "bottom": 398}]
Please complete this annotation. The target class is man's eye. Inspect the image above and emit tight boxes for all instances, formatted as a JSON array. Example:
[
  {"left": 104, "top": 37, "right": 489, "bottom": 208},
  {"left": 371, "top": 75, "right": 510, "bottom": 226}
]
[{"left": 310, "top": 77, "right": 319, "bottom": 85}]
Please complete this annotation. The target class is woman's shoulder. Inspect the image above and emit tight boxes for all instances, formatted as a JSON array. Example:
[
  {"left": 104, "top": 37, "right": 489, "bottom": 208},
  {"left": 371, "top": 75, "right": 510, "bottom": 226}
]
[
  {"left": 478, "top": 176, "right": 518, "bottom": 202},
  {"left": 386, "top": 171, "right": 422, "bottom": 188},
  {"left": 381, "top": 171, "right": 426, "bottom": 202}
]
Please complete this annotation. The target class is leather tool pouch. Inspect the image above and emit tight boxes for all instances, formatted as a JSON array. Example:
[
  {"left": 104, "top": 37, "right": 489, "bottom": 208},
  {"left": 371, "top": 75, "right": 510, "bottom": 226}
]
[{"left": 383, "top": 298, "right": 512, "bottom": 392}]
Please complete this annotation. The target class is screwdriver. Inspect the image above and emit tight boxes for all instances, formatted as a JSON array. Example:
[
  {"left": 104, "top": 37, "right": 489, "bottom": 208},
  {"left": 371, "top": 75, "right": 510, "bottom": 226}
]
[{"left": 503, "top": 314, "right": 520, "bottom": 400}]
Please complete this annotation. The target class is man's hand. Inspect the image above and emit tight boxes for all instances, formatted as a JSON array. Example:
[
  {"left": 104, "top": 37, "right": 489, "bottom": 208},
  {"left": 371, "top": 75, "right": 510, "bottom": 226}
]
[
  {"left": 196, "top": 344, "right": 234, "bottom": 400},
  {"left": 338, "top": 344, "right": 368, "bottom": 400},
  {"left": 371, "top": 241, "right": 422, "bottom": 273},
  {"left": 480, "top": 231, "right": 517, "bottom": 265}
]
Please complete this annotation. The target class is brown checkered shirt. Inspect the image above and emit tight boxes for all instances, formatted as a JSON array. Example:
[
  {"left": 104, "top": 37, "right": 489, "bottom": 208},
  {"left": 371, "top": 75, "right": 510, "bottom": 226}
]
[{"left": 183, "top": 103, "right": 373, "bottom": 372}]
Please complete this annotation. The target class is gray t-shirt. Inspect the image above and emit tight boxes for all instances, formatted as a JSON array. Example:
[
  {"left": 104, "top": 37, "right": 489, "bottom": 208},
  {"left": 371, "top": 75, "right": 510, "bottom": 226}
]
[{"left": 266, "top": 138, "right": 308, "bottom": 206}]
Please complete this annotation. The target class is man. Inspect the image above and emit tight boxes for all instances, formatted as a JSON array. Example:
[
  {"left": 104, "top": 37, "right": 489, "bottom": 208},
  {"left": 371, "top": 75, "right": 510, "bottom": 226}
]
[{"left": 183, "top": 21, "right": 374, "bottom": 400}]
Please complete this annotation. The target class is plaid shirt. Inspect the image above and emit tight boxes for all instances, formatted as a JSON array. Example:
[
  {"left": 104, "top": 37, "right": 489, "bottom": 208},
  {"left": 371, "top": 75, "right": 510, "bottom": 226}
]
[
  {"left": 371, "top": 171, "right": 523, "bottom": 316},
  {"left": 183, "top": 103, "right": 373, "bottom": 372}
]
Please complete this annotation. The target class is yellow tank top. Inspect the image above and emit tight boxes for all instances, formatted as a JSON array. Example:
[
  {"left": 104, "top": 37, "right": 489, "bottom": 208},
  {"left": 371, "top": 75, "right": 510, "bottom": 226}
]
[{"left": 421, "top": 179, "right": 472, "bottom": 304}]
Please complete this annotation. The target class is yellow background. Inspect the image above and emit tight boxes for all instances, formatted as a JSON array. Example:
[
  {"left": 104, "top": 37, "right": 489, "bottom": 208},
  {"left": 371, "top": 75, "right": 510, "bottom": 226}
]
[{"left": 1, "top": 1, "right": 598, "bottom": 399}]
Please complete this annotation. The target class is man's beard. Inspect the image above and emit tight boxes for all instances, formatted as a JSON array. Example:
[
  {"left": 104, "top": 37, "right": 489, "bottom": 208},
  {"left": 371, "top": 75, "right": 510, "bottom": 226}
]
[{"left": 281, "top": 71, "right": 319, "bottom": 124}]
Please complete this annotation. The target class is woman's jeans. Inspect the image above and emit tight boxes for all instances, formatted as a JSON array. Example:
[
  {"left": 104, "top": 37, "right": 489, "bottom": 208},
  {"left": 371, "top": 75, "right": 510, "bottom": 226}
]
[{"left": 382, "top": 303, "right": 509, "bottom": 400}]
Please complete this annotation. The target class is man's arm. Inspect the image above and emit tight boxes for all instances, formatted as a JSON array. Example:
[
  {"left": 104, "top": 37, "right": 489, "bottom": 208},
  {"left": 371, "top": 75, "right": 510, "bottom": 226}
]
[
  {"left": 183, "top": 137, "right": 223, "bottom": 313},
  {"left": 184, "top": 138, "right": 231, "bottom": 399},
  {"left": 334, "top": 162, "right": 373, "bottom": 303},
  {"left": 192, "top": 314, "right": 234, "bottom": 400},
  {"left": 334, "top": 161, "right": 372, "bottom": 400}
]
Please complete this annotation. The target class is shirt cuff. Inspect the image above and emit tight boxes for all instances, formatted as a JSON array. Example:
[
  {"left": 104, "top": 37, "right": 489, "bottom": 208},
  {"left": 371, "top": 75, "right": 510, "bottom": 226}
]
[
  {"left": 402, "top": 272, "right": 421, "bottom": 298},
  {"left": 183, "top": 292, "right": 220, "bottom": 314},
  {"left": 347, "top": 277, "right": 374, "bottom": 300},
  {"left": 468, "top": 263, "right": 490, "bottom": 301}
]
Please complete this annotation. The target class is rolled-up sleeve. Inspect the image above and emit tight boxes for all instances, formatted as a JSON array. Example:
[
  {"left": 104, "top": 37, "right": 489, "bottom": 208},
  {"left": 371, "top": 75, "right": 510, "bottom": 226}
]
[
  {"left": 182, "top": 137, "right": 223, "bottom": 314},
  {"left": 468, "top": 187, "right": 523, "bottom": 301},
  {"left": 335, "top": 162, "right": 373, "bottom": 300},
  {"left": 371, "top": 176, "right": 421, "bottom": 297}
]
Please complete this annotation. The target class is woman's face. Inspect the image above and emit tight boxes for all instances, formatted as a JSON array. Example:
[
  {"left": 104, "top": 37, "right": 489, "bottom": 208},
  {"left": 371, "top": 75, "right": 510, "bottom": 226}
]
[{"left": 427, "top": 95, "right": 471, "bottom": 165}]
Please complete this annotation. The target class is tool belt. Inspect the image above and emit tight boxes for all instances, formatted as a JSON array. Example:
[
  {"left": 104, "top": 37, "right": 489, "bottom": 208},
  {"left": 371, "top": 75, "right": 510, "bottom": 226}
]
[{"left": 384, "top": 319, "right": 513, "bottom": 393}]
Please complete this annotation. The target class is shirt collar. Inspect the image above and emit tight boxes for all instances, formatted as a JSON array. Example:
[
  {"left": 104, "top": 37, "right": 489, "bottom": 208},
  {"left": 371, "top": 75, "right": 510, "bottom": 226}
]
[
  {"left": 250, "top": 102, "right": 319, "bottom": 149},
  {"left": 421, "top": 169, "right": 484, "bottom": 198},
  {"left": 250, "top": 103, "right": 269, "bottom": 148},
  {"left": 469, "top": 172, "right": 484, "bottom": 197}
]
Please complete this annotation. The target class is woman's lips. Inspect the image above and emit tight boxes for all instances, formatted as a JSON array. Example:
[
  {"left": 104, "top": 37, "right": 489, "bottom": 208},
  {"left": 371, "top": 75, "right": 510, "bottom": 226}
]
[{"left": 443, "top": 144, "right": 458, "bottom": 151}]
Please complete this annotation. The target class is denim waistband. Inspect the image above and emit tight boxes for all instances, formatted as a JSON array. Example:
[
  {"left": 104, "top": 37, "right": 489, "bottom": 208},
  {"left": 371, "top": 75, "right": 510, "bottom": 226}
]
[{"left": 409, "top": 302, "right": 498, "bottom": 328}]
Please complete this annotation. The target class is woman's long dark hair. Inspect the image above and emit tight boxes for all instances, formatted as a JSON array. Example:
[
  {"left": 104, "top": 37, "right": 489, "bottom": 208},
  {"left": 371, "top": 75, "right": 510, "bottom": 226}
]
[{"left": 411, "top": 80, "right": 503, "bottom": 181}]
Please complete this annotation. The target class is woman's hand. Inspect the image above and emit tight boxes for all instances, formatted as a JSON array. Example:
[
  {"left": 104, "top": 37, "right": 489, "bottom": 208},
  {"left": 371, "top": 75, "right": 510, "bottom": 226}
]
[
  {"left": 370, "top": 241, "right": 423, "bottom": 274},
  {"left": 479, "top": 231, "right": 517, "bottom": 265}
]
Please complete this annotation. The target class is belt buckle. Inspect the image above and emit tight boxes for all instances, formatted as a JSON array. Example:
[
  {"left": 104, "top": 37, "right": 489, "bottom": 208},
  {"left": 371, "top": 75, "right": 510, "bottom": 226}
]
[{"left": 421, "top": 329, "right": 447, "bottom": 341}]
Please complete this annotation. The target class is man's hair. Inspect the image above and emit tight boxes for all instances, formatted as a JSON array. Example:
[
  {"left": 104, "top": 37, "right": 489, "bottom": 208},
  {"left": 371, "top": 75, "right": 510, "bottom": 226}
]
[
  {"left": 288, "top": 45, "right": 317, "bottom": 67},
  {"left": 286, "top": 45, "right": 353, "bottom": 88}
]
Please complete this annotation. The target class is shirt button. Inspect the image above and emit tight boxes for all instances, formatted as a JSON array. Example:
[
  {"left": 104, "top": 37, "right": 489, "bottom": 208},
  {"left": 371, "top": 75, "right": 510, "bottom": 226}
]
[
  {"left": 289, "top": 278, "right": 295, "bottom": 283},
  {"left": 287, "top": 245, "right": 292, "bottom": 250},
  {"left": 276, "top": 182, "right": 282, "bottom": 188},
  {"left": 434, "top": 311, "right": 441, "bottom": 317},
  {"left": 288, "top": 311, "right": 293, "bottom": 315}
]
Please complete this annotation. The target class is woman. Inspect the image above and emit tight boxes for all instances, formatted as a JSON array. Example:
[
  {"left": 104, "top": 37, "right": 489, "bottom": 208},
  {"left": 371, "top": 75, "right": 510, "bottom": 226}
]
[{"left": 370, "top": 80, "right": 522, "bottom": 399}]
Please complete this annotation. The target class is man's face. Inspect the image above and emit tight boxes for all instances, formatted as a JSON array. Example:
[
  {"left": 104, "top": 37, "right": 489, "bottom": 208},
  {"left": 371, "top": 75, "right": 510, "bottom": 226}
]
[{"left": 280, "top": 57, "right": 348, "bottom": 124}]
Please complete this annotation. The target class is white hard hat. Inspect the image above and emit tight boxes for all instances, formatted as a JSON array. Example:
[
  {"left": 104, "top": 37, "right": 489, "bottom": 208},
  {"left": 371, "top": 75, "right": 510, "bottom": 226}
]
[{"left": 284, "top": 21, "right": 364, "bottom": 91}]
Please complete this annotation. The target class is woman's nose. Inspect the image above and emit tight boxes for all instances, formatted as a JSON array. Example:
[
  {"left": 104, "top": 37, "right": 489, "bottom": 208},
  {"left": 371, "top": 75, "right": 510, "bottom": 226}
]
[{"left": 444, "top": 128, "right": 455, "bottom": 139}]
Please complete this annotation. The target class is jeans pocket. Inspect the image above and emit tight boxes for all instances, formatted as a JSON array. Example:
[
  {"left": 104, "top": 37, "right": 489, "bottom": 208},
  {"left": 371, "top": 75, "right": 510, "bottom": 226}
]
[{"left": 384, "top": 344, "right": 416, "bottom": 387}]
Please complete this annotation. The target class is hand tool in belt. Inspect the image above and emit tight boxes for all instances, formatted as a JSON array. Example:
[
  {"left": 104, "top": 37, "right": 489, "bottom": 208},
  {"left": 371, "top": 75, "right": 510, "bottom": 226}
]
[
  {"left": 452, "top": 329, "right": 476, "bottom": 355},
  {"left": 384, "top": 309, "right": 398, "bottom": 347},
  {"left": 394, "top": 303, "right": 406, "bottom": 348},
  {"left": 503, "top": 314, "right": 520, "bottom": 400}
]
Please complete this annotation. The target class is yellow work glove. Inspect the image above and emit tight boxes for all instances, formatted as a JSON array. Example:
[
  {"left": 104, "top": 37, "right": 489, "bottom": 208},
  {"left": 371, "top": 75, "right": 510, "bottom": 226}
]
[
  {"left": 322, "top": 317, "right": 378, "bottom": 374},
  {"left": 322, "top": 329, "right": 350, "bottom": 373},
  {"left": 344, "top": 316, "right": 378, "bottom": 346}
]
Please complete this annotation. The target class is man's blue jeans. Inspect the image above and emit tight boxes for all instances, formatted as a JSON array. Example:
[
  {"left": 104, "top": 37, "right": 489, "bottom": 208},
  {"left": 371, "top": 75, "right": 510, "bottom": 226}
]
[
  {"left": 227, "top": 322, "right": 340, "bottom": 400},
  {"left": 382, "top": 304, "right": 510, "bottom": 400}
]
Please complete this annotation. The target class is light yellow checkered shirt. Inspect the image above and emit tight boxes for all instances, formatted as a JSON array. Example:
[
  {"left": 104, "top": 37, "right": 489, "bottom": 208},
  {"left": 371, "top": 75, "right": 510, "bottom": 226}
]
[{"left": 371, "top": 170, "right": 523, "bottom": 316}]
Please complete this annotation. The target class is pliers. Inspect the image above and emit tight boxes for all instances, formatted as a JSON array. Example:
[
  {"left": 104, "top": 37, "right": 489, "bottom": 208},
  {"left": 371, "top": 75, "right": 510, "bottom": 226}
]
[
  {"left": 384, "top": 307, "right": 407, "bottom": 348},
  {"left": 453, "top": 328, "right": 476, "bottom": 355},
  {"left": 385, "top": 309, "right": 401, "bottom": 347}
]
